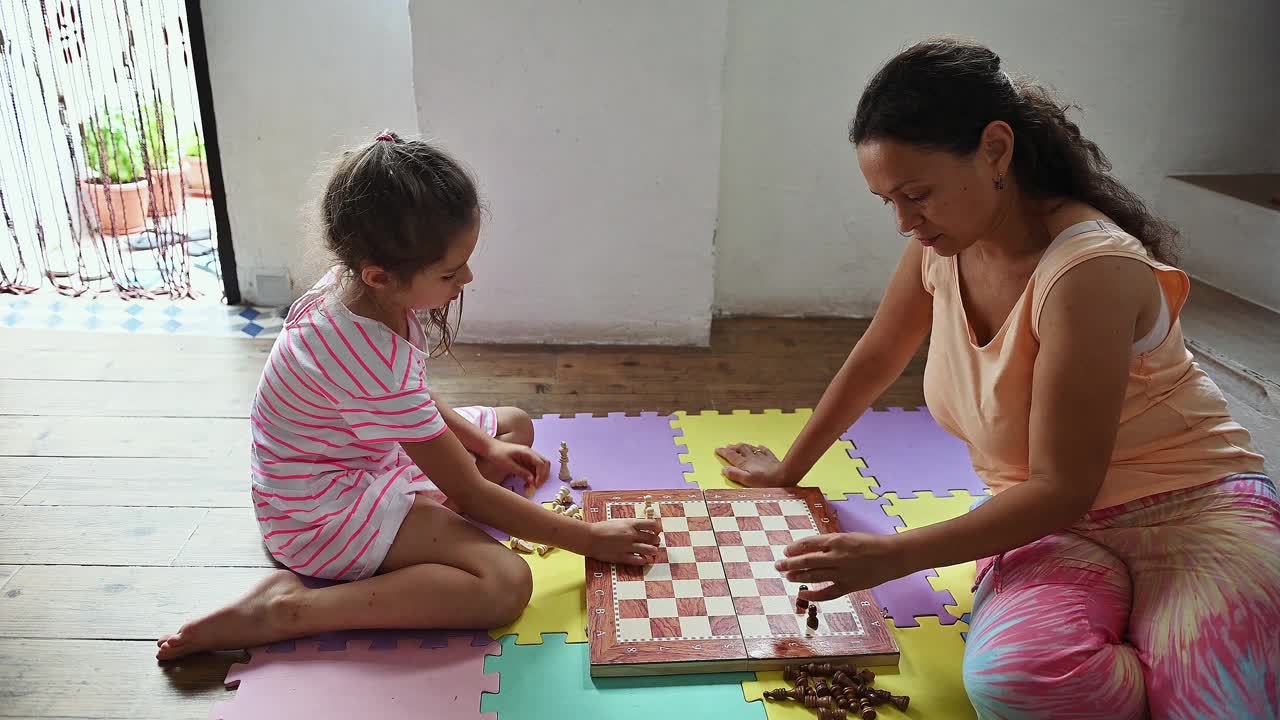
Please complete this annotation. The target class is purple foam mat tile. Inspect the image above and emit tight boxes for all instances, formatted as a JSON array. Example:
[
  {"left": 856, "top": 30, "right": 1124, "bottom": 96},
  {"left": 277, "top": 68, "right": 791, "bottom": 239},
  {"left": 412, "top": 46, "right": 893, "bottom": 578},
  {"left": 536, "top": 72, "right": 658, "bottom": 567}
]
[
  {"left": 827, "top": 494, "right": 904, "bottom": 536},
  {"left": 827, "top": 494, "right": 957, "bottom": 628},
  {"left": 869, "top": 570, "right": 960, "bottom": 629},
  {"left": 476, "top": 412, "right": 696, "bottom": 540},
  {"left": 841, "top": 406, "right": 988, "bottom": 499}
]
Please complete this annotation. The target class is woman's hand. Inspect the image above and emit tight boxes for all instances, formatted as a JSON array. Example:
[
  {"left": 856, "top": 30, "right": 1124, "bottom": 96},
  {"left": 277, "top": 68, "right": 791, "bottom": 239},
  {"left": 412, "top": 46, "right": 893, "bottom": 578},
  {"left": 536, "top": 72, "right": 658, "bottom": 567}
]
[
  {"left": 714, "top": 443, "right": 796, "bottom": 487},
  {"left": 776, "top": 532, "right": 909, "bottom": 602},
  {"left": 587, "top": 519, "right": 662, "bottom": 566},
  {"left": 483, "top": 440, "right": 551, "bottom": 489}
]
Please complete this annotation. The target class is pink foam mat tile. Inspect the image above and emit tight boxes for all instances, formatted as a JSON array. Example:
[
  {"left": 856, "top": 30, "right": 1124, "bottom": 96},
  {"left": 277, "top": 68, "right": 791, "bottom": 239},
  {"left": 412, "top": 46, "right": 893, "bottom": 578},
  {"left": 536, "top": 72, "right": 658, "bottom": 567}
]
[{"left": 212, "top": 634, "right": 502, "bottom": 720}]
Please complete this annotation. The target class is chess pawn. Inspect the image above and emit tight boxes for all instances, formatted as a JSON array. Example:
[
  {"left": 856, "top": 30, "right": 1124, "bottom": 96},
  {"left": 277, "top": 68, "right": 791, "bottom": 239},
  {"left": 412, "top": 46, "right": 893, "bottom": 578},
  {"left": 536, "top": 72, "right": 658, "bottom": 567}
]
[
  {"left": 888, "top": 695, "right": 910, "bottom": 712},
  {"left": 792, "top": 672, "right": 811, "bottom": 689},
  {"left": 804, "top": 695, "right": 835, "bottom": 709},
  {"left": 832, "top": 670, "right": 854, "bottom": 688},
  {"left": 858, "top": 697, "right": 876, "bottom": 719},
  {"left": 570, "top": 477, "right": 589, "bottom": 489},
  {"left": 818, "top": 709, "right": 847, "bottom": 720},
  {"left": 858, "top": 669, "right": 876, "bottom": 685},
  {"left": 806, "top": 604, "right": 820, "bottom": 630},
  {"left": 795, "top": 586, "right": 810, "bottom": 612},
  {"left": 783, "top": 666, "right": 800, "bottom": 684},
  {"left": 813, "top": 680, "right": 831, "bottom": 697},
  {"left": 554, "top": 487, "right": 572, "bottom": 506}
]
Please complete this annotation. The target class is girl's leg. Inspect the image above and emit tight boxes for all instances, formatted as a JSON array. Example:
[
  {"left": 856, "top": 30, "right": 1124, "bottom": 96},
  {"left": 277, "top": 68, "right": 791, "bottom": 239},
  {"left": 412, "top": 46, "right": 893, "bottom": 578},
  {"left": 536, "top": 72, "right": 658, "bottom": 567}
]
[
  {"left": 963, "top": 532, "right": 1146, "bottom": 720},
  {"left": 1089, "top": 476, "right": 1280, "bottom": 720},
  {"left": 157, "top": 494, "right": 531, "bottom": 660}
]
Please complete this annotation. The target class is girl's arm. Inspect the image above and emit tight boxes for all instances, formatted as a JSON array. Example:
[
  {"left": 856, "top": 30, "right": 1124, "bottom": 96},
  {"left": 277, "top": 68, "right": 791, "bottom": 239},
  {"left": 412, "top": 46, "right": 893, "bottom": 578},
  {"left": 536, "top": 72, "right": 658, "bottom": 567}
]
[
  {"left": 399, "top": 429, "right": 658, "bottom": 564},
  {"left": 778, "top": 256, "right": 1156, "bottom": 600},
  {"left": 722, "top": 239, "right": 933, "bottom": 486}
]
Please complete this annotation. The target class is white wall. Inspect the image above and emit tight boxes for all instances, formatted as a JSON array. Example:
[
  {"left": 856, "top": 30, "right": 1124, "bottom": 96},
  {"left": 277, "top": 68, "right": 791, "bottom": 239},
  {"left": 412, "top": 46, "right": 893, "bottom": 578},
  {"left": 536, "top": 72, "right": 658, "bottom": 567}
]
[
  {"left": 201, "top": 0, "right": 419, "bottom": 306},
  {"left": 715, "top": 0, "right": 1280, "bottom": 317},
  {"left": 409, "top": 0, "right": 725, "bottom": 345},
  {"left": 1162, "top": 178, "right": 1280, "bottom": 313}
]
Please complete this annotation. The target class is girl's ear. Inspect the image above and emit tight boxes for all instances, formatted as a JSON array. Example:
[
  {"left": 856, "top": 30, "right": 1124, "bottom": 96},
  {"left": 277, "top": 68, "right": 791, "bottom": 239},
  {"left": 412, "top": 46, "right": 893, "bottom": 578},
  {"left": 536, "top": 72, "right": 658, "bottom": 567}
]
[{"left": 360, "top": 264, "right": 395, "bottom": 290}]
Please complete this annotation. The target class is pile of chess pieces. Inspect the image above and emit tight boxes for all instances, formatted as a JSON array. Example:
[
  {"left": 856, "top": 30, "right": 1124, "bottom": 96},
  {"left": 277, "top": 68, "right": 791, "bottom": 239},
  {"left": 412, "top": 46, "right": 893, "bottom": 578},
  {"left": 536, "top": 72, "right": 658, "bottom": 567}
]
[
  {"left": 764, "top": 662, "right": 910, "bottom": 720},
  {"left": 510, "top": 443, "right": 586, "bottom": 556}
]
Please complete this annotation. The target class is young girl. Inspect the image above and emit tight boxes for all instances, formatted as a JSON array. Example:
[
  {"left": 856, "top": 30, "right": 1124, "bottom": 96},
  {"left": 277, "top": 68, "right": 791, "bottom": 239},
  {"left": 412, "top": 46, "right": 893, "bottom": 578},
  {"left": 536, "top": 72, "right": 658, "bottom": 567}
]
[{"left": 156, "top": 133, "right": 660, "bottom": 660}]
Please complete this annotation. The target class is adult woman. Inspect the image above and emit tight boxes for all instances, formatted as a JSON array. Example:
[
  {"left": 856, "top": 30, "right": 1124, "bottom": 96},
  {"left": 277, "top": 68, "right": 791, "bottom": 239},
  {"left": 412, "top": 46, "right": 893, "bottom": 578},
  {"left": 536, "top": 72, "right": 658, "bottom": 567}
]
[{"left": 717, "top": 38, "right": 1277, "bottom": 719}]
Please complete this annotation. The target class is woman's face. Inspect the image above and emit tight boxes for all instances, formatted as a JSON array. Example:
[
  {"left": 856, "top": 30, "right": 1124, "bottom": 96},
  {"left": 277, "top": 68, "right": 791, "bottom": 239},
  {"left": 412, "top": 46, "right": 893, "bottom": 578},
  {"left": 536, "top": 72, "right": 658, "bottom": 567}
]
[{"left": 856, "top": 124, "right": 1011, "bottom": 257}]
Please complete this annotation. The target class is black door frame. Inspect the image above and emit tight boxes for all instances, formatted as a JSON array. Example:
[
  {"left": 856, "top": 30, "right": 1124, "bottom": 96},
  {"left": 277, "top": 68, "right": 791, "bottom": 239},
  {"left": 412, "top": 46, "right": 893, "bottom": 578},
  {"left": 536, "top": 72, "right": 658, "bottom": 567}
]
[{"left": 184, "top": 0, "right": 240, "bottom": 305}]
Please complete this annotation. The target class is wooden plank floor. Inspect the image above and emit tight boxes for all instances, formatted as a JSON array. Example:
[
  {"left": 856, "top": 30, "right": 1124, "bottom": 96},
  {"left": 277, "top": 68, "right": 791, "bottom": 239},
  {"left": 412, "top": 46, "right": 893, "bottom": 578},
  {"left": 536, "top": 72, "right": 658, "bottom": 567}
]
[{"left": 0, "top": 318, "right": 924, "bottom": 719}]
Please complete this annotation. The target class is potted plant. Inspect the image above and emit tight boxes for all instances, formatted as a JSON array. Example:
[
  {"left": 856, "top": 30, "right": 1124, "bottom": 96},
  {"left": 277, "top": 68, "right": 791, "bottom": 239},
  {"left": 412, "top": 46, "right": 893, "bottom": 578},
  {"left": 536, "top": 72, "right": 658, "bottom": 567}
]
[
  {"left": 181, "top": 131, "right": 210, "bottom": 197},
  {"left": 80, "top": 108, "right": 148, "bottom": 236},
  {"left": 142, "top": 103, "right": 184, "bottom": 217}
]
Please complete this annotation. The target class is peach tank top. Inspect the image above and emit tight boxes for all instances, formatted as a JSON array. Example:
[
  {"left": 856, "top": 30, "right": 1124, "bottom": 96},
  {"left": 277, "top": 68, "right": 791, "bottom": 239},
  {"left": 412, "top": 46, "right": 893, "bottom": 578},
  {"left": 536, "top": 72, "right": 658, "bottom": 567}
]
[{"left": 921, "top": 220, "right": 1265, "bottom": 509}]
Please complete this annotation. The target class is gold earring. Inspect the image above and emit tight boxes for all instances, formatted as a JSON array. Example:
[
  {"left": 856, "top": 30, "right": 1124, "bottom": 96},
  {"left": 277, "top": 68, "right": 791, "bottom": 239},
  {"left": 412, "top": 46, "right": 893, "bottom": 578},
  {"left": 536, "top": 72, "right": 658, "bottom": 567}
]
[{"left": 994, "top": 174, "right": 1006, "bottom": 191}]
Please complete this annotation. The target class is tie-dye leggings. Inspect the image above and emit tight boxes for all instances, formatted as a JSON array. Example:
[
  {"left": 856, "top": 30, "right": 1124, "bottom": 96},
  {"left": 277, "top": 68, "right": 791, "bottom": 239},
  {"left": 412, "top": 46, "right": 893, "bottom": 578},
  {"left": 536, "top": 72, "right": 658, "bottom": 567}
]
[{"left": 963, "top": 473, "right": 1280, "bottom": 720}]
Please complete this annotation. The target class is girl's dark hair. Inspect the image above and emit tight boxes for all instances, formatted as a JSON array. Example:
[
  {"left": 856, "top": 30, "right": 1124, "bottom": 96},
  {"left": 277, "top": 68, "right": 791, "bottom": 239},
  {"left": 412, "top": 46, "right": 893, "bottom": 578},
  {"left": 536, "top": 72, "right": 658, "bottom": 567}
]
[
  {"left": 321, "top": 131, "right": 479, "bottom": 356},
  {"left": 850, "top": 37, "right": 1178, "bottom": 264}
]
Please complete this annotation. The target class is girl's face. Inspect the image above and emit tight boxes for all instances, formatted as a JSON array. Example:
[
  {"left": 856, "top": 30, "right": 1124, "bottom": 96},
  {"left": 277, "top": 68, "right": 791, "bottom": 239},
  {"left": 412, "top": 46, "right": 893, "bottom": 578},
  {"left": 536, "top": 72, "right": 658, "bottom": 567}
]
[
  {"left": 360, "top": 217, "right": 479, "bottom": 312},
  {"left": 855, "top": 125, "right": 1012, "bottom": 258},
  {"left": 401, "top": 219, "right": 479, "bottom": 311}
]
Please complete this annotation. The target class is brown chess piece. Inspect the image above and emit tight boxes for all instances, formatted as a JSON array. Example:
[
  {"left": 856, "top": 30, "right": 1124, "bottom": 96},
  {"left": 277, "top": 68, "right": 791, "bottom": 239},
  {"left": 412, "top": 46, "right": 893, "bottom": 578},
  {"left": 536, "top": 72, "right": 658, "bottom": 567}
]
[
  {"left": 763, "top": 687, "right": 807, "bottom": 702},
  {"left": 795, "top": 585, "right": 810, "bottom": 612},
  {"left": 807, "top": 603, "right": 820, "bottom": 630}
]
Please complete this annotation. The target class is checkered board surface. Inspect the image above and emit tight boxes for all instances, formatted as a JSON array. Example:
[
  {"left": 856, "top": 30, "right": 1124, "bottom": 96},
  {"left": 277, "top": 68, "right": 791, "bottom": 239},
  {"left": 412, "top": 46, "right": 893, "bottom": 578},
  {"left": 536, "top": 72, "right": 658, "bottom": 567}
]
[{"left": 585, "top": 488, "right": 898, "bottom": 676}]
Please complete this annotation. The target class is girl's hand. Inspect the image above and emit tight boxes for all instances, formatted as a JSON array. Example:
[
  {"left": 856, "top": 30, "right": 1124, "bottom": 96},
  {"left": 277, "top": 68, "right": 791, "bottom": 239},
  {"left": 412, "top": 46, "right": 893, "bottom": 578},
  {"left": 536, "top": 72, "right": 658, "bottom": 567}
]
[
  {"left": 484, "top": 441, "right": 551, "bottom": 489},
  {"left": 775, "top": 532, "right": 908, "bottom": 602},
  {"left": 715, "top": 443, "right": 795, "bottom": 487},
  {"left": 587, "top": 519, "right": 662, "bottom": 566}
]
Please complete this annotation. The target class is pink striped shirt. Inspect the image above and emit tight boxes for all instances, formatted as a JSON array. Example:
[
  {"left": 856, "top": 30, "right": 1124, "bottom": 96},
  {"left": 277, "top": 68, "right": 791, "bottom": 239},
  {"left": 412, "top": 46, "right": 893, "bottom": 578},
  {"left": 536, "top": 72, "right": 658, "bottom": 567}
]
[{"left": 249, "top": 273, "right": 448, "bottom": 580}]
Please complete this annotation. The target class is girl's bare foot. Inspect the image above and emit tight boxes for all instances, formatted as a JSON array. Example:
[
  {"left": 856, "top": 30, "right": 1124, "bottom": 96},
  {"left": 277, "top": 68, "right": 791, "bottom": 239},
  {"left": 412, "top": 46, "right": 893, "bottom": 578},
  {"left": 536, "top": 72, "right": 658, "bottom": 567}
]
[{"left": 156, "top": 570, "right": 307, "bottom": 660}]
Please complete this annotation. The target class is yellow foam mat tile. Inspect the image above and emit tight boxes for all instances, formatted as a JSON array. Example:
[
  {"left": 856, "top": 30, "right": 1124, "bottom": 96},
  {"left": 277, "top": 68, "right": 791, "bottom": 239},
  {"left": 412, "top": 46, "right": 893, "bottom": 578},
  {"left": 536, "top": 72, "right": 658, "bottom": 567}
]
[
  {"left": 882, "top": 491, "right": 983, "bottom": 621},
  {"left": 489, "top": 506, "right": 588, "bottom": 645},
  {"left": 742, "top": 617, "right": 974, "bottom": 719},
  {"left": 672, "top": 410, "right": 877, "bottom": 501}
]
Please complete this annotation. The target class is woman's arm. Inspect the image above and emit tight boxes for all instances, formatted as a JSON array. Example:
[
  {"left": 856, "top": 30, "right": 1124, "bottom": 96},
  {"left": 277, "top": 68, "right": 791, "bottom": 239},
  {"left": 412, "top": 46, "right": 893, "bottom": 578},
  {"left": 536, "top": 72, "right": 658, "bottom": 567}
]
[
  {"left": 777, "top": 256, "right": 1157, "bottom": 600},
  {"left": 721, "top": 238, "right": 933, "bottom": 485}
]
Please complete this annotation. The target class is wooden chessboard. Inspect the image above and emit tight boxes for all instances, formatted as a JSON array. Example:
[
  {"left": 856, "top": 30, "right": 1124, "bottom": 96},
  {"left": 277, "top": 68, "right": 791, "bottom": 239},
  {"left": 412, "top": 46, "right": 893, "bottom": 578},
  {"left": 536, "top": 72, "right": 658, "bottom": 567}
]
[{"left": 584, "top": 487, "right": 899, "bottom": 677}]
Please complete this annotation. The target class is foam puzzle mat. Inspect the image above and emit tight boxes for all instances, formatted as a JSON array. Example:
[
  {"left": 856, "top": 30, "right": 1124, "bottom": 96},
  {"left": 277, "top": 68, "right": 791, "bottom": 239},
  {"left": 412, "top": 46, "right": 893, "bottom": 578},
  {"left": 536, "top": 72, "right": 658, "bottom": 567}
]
[
  {"left": 673, "top": 410, "right": 877, "bottom": 501},
  {"left": 212, "top": 407, "right": 980, "bottom": 719}
]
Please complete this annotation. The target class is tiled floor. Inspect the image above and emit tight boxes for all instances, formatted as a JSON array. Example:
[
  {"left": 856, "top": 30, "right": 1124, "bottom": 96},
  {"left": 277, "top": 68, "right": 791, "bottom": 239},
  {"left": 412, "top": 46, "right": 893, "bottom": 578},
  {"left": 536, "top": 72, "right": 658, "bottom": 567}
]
[{"left": 0, "top": 292, "right": 284, "bottom": 338}]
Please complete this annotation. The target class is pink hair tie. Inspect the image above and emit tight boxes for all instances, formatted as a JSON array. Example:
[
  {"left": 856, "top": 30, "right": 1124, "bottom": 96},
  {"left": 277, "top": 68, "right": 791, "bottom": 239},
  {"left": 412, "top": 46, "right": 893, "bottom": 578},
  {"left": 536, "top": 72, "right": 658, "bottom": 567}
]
[{"left": 375, "top": 132, "right": 395, "bottom": 142}]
